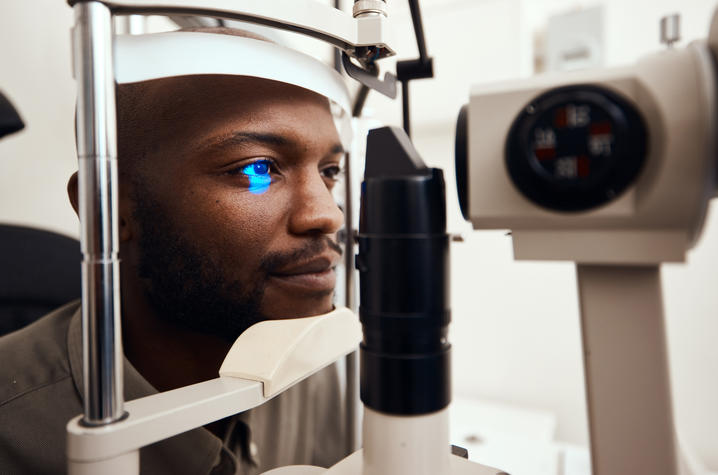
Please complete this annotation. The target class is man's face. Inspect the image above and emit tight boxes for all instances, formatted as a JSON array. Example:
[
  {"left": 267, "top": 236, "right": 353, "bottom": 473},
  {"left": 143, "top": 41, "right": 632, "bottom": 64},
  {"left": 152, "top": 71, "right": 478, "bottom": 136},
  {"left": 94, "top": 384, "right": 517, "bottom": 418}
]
[{"left": 124, "top": 75, "right": 345, "bottom": 341}]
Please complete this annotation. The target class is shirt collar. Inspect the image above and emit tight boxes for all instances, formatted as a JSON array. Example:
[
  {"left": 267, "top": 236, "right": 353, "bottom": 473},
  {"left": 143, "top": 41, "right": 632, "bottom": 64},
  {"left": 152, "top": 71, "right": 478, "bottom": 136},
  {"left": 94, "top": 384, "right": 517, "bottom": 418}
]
[
  {"left": 66, "top": 302, "right": 158, "bottom": 401},
  {"left": 66, "top": 303, "right": 234, "bottom": 474}
]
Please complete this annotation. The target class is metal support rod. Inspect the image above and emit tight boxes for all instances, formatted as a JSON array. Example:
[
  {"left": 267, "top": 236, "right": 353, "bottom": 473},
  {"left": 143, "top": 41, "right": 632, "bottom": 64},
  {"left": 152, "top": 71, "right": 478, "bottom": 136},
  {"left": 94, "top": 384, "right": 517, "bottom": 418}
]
[
  {"left": 344, "top": 351, "right": 360, "bottom": 453},
  {"left": 334, "top": 0, "right": 343, "bottom": 73},
  {"left": 336, "top": 0, "right": 360, "bottom": 453},
  {"left": 72, "top": 1, "right": 124, "bottom": 426},
  {"left": 125, "top": 14, "right": 147, "bottom": 34},
  {"left": 402, "top": 80, "right": 411, "bottom": 137},
  {"left": 352, "top": 85, "right": 370, "bottom": 117},
  {"left": 396, "top": 0, "right": 432, "bottom": 133},
  {"left": 343, "top": 149, "right": 360, "bottom": 453},
  {"left": 576, "top": 265, "right": 678, "bottom": 475},
  {"left": 407, "top": 0, "right": 428, "bottom": 63}
]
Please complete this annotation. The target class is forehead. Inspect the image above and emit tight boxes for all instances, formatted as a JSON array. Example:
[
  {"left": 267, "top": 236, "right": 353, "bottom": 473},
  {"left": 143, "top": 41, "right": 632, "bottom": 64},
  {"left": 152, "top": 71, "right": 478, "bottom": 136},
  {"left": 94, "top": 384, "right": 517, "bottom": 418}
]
[{"left": 125, "top": 75, "right": 340, "bottom": 157}]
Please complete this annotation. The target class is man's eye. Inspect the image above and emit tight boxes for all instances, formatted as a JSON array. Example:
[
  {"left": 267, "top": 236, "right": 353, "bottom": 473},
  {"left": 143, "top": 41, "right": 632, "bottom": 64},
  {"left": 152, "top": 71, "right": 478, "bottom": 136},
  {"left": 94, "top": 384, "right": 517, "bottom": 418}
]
[
  {"left": 226, "top": 159, "right": 273, "bottom": 194},
  {"left": 322, "top": 165, "right": 342, "bottom": 181},
  {"left": 243, "top": 161, "right": 271, "bottom": 177}
]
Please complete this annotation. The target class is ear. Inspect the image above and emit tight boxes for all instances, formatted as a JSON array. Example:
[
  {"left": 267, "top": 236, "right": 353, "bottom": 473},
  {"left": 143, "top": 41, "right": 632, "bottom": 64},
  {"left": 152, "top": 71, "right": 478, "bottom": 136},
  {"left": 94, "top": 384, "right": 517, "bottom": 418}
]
[
  {"left": 118, "top": 184, "right": 134, "bottom": 242},
  {"left": 67, "top": 172, "right": 79, "bottom": 216},
  {"left": 67, "top": 171, "right": 134, "bottom": 242}
]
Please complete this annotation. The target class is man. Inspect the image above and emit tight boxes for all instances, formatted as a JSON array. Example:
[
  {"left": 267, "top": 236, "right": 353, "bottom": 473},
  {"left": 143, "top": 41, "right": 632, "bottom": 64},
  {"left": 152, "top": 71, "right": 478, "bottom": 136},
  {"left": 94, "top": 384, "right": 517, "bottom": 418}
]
[{"left": 0, "top": 28, "right": 348, "bottom": 474}]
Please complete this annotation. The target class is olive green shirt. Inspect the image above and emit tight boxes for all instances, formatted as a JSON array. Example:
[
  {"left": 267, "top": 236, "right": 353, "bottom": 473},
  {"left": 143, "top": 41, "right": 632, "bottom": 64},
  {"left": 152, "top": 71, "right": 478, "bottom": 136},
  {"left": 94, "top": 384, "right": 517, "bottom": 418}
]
[{"left": 0, "top": 301, "right": 346, "bottom": 474}]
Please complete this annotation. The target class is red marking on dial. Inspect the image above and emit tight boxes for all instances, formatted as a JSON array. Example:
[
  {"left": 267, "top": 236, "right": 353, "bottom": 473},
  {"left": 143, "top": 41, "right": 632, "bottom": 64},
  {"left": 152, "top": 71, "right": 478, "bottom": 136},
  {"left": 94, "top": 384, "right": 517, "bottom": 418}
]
[
  {"left": 534, "top": 147, "right": 556, "bottom": 160},
  {"left": 590, "top": 121, "right": 612, "bottom": 135},
  {"left": 578, "top": 155, "right": 590, "bottom": 178},
  {"left": 554, "top": 108, "right": 567, "bottom": 128}
]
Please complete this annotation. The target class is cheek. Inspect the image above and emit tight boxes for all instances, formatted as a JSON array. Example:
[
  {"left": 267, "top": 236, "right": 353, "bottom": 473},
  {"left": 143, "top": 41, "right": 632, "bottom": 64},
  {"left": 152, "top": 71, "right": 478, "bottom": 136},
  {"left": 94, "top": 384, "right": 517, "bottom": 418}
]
[
  {"left": 191, "top": 186, "right": 289, "bottom": 260},
  {"left": 217, "top": 196, "right": 277, "bottom": 242}
]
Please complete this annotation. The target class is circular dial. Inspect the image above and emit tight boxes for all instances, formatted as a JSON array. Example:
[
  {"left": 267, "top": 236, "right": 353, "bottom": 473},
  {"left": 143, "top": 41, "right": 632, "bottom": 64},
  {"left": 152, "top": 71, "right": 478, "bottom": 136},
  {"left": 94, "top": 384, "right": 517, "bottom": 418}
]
[{"left": 506, "top": 85, "right": 647, "bottom": 212}]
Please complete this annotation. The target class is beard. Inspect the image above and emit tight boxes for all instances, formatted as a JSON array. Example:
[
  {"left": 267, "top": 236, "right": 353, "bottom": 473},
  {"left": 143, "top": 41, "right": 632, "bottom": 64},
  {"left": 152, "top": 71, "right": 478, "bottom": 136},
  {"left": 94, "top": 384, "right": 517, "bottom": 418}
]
[{"left": 131, "top": 183, "right": 342, "bottom": 343}]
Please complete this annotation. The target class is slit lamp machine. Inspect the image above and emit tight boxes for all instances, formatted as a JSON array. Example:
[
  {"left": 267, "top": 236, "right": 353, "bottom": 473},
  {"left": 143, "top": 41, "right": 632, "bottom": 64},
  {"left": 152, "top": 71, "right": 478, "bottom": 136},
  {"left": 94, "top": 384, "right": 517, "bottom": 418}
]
[{"left": 66, "top": 1, "right": 718, "bottom": 474}]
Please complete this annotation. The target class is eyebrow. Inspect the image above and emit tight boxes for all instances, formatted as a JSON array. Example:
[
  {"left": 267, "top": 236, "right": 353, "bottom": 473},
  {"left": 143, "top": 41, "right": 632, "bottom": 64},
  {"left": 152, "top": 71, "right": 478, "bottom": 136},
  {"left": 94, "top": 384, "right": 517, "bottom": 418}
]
[
  {"left": 197, "top": 131, "right": 345, "bottom": 157},
  {"left": 328, "top": 143, "right": 345, "bottom": 156},
  {"left": 198, "top": 132, "right": 294, "bottom": 152}
]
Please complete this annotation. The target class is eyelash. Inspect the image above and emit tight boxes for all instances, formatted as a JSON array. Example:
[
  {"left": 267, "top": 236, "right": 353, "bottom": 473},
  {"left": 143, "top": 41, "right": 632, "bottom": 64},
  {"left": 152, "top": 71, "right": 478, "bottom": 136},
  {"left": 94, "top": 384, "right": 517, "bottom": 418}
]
[
  {"left": 225, "top": 158, "right": 275, "bottom": 177},
  {"left": 224, "top": 159, "right": 343, "bottom": 184},
  {"left": 322, "top": 165, "right": 343, "bottom": 182}
]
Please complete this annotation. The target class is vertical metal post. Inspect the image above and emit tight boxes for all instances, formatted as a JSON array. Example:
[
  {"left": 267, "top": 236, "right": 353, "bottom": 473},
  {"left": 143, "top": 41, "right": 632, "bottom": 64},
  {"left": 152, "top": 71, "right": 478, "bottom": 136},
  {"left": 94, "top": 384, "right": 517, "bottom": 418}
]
[
  {"left": 343, "top": 149, "right": 360, "bottom": 453},
  {"left": 576, "top": 265, "right": 678, "bottom": 475},
  {"left": 339, "top": 0, "right": 361, "bottom": 455},
  {"left": 333, "top": 0, "right": 343, "bottom": 73},
  {"left": 72, "top": 1, "right": 124, "bottom": 426},
  {"left": 401, "top": 80, "right": 411, "bottom": 137},
  {"left": 125, "top": 15, "right": 148, "bottom": 35}
]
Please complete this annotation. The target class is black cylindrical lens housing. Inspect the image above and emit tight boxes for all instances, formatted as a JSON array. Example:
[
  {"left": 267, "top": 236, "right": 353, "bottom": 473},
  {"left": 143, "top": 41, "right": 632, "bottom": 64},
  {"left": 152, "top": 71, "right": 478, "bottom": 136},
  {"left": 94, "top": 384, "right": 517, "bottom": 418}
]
[{"left": 358, "top": 149, "right": 451, "bottom": 415}]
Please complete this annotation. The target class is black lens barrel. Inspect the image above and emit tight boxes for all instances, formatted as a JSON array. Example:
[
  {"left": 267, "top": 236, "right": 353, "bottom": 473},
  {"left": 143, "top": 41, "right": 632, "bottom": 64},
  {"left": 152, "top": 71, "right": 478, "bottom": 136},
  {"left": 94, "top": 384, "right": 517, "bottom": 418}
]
[{"left": 358, "top": 126, "right": 451, "bottom": 415}]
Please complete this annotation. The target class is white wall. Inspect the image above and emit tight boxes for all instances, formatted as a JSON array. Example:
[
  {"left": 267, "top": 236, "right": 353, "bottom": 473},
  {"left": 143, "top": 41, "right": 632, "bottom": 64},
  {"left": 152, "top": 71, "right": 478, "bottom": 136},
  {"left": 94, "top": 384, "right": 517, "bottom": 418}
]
[
  {"left": 1, "top": 0, "right": 717, "bottom": 469},
  {"left": 0, "top": 0, "right": 78, "bottom": 238},
  {"left": 0, "top": 5, "right": 191, "bottom": 238}
]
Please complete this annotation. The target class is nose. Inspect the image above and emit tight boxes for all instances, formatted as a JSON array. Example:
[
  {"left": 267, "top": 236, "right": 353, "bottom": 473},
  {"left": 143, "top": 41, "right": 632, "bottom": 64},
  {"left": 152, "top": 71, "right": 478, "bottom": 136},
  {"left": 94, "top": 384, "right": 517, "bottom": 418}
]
[{"left": 288, "top": 170, "right": 344, "bottom": 236}]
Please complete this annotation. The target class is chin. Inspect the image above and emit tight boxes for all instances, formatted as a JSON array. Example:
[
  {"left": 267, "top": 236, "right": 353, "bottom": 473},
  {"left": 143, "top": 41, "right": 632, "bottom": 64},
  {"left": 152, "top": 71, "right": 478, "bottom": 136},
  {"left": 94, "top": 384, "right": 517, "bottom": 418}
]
[{"left": 261, "top": 291, "right": 335, "bottom": 320}]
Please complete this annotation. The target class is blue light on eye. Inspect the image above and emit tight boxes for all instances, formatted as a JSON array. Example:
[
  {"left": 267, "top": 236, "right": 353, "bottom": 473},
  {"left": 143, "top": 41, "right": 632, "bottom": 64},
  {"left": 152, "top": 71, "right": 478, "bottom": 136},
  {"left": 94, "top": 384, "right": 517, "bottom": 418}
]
[{"left": 242, "top": 161, "right": 271, "bottom": 195}]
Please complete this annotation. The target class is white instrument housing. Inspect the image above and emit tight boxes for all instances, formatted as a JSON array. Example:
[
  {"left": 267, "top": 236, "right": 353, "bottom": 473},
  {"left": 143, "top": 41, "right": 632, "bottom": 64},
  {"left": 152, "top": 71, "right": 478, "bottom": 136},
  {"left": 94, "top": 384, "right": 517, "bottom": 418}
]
[{"left": 466, "top": 40, "right": 718, "bottom": 264}]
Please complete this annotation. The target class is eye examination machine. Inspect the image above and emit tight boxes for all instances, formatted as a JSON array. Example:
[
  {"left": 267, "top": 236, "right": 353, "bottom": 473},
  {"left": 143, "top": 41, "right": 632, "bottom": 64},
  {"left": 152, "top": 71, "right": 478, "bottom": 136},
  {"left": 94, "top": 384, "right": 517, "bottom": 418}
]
[{"left": 62, "top": 0, "right": 717, "bottom": 474}]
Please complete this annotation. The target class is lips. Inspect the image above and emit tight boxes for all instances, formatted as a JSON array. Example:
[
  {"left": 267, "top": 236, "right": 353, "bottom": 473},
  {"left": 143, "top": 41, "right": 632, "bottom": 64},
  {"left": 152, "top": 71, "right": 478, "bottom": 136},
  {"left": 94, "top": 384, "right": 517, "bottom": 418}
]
[
  {"left": 269, "top": 256, "right": 338, "bottom": 293},
  {"left": 273, "top": 257, "right": 335, "bottom": 276}
]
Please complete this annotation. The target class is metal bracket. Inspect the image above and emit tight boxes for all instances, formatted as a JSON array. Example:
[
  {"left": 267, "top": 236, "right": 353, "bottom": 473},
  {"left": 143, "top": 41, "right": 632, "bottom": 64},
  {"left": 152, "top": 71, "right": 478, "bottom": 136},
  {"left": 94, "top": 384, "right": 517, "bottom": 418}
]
[{"left": 342, "top": 52, "right": 397, "bottom": 99}]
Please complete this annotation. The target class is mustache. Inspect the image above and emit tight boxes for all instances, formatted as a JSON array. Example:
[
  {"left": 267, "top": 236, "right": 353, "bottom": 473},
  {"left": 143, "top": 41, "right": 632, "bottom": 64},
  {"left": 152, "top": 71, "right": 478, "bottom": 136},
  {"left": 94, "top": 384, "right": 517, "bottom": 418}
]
[{"left": 259, "top": 236, "right": 343, "bottom": 275}]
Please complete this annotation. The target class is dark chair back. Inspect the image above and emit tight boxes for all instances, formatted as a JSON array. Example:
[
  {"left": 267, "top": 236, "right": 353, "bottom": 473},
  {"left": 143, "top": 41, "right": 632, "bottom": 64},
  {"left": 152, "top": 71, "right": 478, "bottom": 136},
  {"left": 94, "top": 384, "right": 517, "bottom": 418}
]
[{"left": 0, "top": 224, "right": 81, "bottom": 335}]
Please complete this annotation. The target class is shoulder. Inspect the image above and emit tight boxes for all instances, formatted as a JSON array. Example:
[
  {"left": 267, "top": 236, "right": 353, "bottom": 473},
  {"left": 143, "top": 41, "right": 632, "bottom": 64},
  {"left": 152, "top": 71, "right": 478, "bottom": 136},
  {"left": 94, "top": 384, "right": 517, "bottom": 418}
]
[
  {"left": 0, "top": 300, "right": 80, "bottom": 408},
  {"left": 0, "top": 301, "right": 89, "bottom": 474}
]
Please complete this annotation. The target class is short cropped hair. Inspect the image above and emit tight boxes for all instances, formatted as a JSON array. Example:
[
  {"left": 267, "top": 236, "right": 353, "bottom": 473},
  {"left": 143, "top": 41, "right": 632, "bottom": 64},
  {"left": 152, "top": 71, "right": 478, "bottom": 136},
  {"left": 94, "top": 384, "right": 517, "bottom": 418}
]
[{"left": 116, "top": 27, "right": 272, "bottom": 180}]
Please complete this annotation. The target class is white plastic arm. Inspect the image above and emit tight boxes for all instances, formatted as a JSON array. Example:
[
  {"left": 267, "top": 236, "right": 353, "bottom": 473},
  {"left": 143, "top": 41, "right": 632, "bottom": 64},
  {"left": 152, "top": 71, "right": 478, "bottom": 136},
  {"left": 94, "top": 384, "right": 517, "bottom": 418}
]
[
  {"left": 67, "top": 377, "right": 265, "bottom": 464},
  {"left": 67, "top": 307, "right": 362, "bottom": 473}
]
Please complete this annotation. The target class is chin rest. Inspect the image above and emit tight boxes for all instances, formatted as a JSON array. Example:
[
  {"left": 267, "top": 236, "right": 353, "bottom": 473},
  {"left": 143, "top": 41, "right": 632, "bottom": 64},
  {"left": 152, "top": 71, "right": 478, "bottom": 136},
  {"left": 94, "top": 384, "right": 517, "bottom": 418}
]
[{"left": 219, "top": 307, "right": 361, "bottom": 398}]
